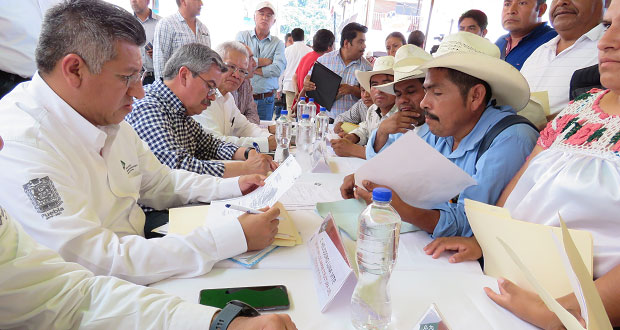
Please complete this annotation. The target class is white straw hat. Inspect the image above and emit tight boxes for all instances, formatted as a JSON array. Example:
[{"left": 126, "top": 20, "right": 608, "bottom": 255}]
[
  {"left": 417, "top": 32, "right": 530, "bottom": 110},
  {"left": 255, "top": 1, "right": 276, "bottom": 17},
  {"left": 375, "top": 45, "right": 432, "bottom": 95},
  {"left": 354, "top": 56, "right": 395, "bottom": 92}
]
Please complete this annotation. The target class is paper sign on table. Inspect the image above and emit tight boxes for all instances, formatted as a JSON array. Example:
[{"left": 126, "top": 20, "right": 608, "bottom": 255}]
[
  {"left": 316, "top": 199, "right": 420, "bottom": 240},
  {"left": 307, "top": 213, "right": 356, "bottom": 312},
  {"left": 465, "top": 199, "right": 593, "bottom": 298},
  {"left": 413, "top": 303, "right": 451, "bottom": 330},
  {"left": 355, "top": 131, "right": 477, "bottom": 209},
  {"left": 500, "top": 217, "right": 612, "bottom": 330}
]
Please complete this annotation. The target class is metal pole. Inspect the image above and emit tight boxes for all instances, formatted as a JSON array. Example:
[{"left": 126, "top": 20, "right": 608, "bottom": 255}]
[{"left": 424, "top": 0, "right": 434, "bottom": 48}]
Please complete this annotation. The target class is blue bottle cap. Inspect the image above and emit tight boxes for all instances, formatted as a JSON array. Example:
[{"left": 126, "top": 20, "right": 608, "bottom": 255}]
[
  {"left": 299, "top": 97, "right": 306, "bottom": 101},
  {"left": 320, "top": 107, "right": 326, "bottom": 112},
  {"left": 372, "top": 187, "right": 392, "bottom": 202},
  {"left": 309, "top": 98, "right": 314, "bottom": 102},
  {"left": 281, "top": 110, "right": 288, "bottom": 115},
  {"left": 301, "top": 114, "right": 309, "bottom": 119}
]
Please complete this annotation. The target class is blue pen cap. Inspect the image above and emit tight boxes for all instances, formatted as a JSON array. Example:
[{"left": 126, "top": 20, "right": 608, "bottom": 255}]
[
  {"left": 372, "top": 187, "right": 392, "bottom": 202},
  {"left": 320, "top": 107, "right": 326, "bottom": 112},
  {"left": 301, "top": 114, "right": 309, "bottom": 119},
  {"left": 281, "top": 110, "right": 288, "bottom": 115},
  {"left": 309, "top": 98, "right": 314, "bottom": 102}
]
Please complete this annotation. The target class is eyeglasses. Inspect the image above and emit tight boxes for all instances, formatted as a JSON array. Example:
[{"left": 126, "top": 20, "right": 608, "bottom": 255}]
[
  {"left": 194, "top": 73, "right": 218, "bottom": 96},
  {"left": 117, "top": 69, "right": 145, "bottom": 87},
  {"left": 225, "top": 63, "right": 249, "bottom": 78}
]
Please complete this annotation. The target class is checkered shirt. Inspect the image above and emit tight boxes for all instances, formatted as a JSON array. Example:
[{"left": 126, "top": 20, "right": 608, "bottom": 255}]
[
  {"left": 153, "top": 11, "right": 211, "bottom": 79},
  {"left": 126, "top": 80, "right": 239, "bottom": 179}
]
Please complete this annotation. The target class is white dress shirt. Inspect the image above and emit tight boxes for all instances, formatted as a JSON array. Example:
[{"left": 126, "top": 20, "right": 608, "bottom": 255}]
[
  {"left": 282, "top": 41, "right": 312, "bottom": 93},
  {"left": 0, "top": 0, "right": 60, "bottom": 77},
  {"left": 0, "top": 74, "right": 247, "bottom": 285},
  {"left": 350, "top": 104, "right": 398, "bottom": 146},
  {"left": 520, "top": 24, "right": 603, "bottom": 115},
  {"left": 0, "top": 208, "right": 217, "bottom": 329},
  {"left": 194, "top": 92, "right": 271, "bottom": 151}
]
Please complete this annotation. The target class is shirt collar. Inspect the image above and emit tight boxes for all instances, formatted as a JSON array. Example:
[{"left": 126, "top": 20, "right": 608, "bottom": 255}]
[
  {"left": 28, "top": 72, "right": 109, "bottom": 153},
  {"left": 441, "top": 104, "right": 516, "bottom": 159},
  {"left": 144, "top": 79, "right": 187, "bottom": 116},
  {"left": 134, "top": 9, "right": 156, "bottom": 22},
  {"left": 336, "top": 49, "right": 360, "bottom": 67},
  {"left": 373, "top": 104, "right": 398, "bottom": 118},
  {"left": 251, "top": 29, "right": 271, "bottom": 41},
  {"left": 544, "top": 23, "right": 604, "bottom": 51}
]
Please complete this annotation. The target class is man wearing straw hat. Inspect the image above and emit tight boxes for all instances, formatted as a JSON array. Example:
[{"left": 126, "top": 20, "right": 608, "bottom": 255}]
[
  {"left": 342, "top": 32, "right": 539, "bottom": 238},
  {"left": 330, "top": 56, "right": 397, "bottom": 158}
]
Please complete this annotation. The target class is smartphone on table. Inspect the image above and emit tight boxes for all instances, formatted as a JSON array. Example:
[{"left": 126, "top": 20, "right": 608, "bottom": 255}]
[{"left": 199, "top": 285, "right": 290, "bottom": 311}]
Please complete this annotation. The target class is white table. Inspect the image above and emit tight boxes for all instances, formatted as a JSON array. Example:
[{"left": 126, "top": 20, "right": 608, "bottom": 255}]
[{"left": 150, "top": 156, "right": 538, "bottom": 330}]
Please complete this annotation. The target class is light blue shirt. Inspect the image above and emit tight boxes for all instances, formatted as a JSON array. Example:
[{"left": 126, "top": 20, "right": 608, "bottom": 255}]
[
  {"left": 366, "top": 105, "right": 539, "bottom": 237},
  {"left": 236, "top": 30, "right": 286, "bottom": 94}
]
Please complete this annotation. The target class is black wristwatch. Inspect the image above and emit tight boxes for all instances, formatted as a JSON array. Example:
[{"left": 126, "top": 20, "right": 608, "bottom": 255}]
[
  {"left": 209, "top": 300, "right": 260, "bottom": 330},
  {"left": 244, "top": 147, "right": 256, "bottom": 160}
]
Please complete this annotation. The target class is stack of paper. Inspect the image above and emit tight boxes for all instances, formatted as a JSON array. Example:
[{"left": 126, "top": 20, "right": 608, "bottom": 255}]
[{"left": 278, "top": 181, "right": 343, "bottom": 210}]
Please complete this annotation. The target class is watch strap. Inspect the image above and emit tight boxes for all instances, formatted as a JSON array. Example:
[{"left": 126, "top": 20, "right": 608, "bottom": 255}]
[
  {"left": 244, "top": 147, "right": 255, "bottom": 160},
  {"left": 209, "top": 300, "right": 260, "bottom": 330}
]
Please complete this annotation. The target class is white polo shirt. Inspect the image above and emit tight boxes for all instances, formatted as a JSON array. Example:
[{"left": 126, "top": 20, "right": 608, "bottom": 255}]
[
  {"left": 282, "top": 41, "right": 312, "bottom": 93},
  {"left": 0, "top": 73, "right": 247, "bottom": 285},
  {"left": 0, "top": 208, "right": 217, "bottom": 329},
  {"left": 350, "top": 104, "right": 398, "bottom": 146},
  {"left": 520, "top": 24, "right": 603, "bottom": 115},
  {"left": 194, "top": 91, "right": 271, "bottom": 151}
]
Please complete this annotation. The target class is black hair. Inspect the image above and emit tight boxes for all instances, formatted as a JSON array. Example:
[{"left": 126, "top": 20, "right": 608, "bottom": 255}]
[
  {"left": 458, "top": 9, "right": 488, "bottom": 31},
  {"left": 340, "top": 22, "right": 368, "bottom": 47},
  {"left": 312, "top": 29, "right": 335, "bottom": 53},
  {"left": 407, "top": 30, "right": 425, "bottom": 47},
  {"left": 291, "top": 28, "right": 304, "bottom": 42},
  {"left": 385, "top": 31, "right": 406, "bottom": 45}
]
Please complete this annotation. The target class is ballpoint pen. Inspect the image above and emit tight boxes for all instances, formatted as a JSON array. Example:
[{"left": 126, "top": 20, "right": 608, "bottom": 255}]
[
  {"left": 252, "top": 141, "right": 261, "bottom": 153},
  {"left": 225, "top": 204, "right": 280, "bottom": 220}
]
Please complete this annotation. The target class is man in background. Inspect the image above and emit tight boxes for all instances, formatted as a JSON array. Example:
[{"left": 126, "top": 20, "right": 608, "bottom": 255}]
[
  {"left": 282, "top": 28, "right": 311, "bottom": 112},
  {"left": 130, "top": 0, "right": 160, "bottom": 85},
  {"left": 458, "top": 9, "right": 489, "bottom": 37}
]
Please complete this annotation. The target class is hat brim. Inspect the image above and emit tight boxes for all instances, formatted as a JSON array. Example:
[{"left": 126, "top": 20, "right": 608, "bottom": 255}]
[
  {"left": 417, "top": 52, "right": 530, "bottom": 110},
  {"left": 355, "top": 69, "right": 394, "bottom": 93},
  {"left": 375, "top": 70, "right": 425, "bottom": 95}
]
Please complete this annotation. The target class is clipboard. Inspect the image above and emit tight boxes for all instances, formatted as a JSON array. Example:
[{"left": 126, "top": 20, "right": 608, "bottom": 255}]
[{"left": 307, "top": 61, "right": 342, "bottom": 111}]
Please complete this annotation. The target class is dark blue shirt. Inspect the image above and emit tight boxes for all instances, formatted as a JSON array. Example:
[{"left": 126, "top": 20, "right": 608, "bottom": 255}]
[{"left": 495, "top": 23, "right": 557, "bottom": 71}]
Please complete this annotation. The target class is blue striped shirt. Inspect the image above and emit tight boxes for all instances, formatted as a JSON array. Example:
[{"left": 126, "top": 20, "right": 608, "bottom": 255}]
[{"left": 236, "top": 30, "right": 286, "bottom": 94}]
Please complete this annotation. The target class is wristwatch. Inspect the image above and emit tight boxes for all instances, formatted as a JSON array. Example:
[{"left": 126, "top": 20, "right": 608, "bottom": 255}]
[
  {"left": 209, "top": 300, "right": 260, "bottom": 330},
  {"left": 244, "top": 147, "right": 256, "bottom": 160}
]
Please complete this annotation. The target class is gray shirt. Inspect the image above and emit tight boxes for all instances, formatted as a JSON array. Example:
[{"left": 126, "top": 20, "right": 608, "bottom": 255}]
[{"left": 135, "top": 10, "right": 160, "bottom": 73}]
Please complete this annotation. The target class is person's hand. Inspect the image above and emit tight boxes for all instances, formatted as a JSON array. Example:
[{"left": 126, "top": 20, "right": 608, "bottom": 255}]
[
  {"left": 268, "top": 125, "right": 276, "bottom": 134},
  {"left": 147, "top": 49, "right": 153, "bottom": 58},
  {"left": 337, "top": 131, "right": 347, "bottom": 138},
  {"left": 268, "top": 135, "right": 277, "bottom": 151},
  {"left": 303, "top": 75, "right": 316, "bottom": 91},
  {"left": 355, "top": 180, "right": 404, "bottom": 207},
  {"left": 333, "top": 122, "right": 344, "bottom": 134},
  {"left": 423, "top": 236, "right": 482, "bottom": 263},
  {"left": 484, "top": 278, "right": 570, "bottom": 329},
  {"left": 337, "top": 84, "right": 355, "bottom": 98},
  {"left": 238, "top": 174, "right": 266, "bottom": 195},
  {"left": 254, "top": 68, "right": 263, "bottom": 76},
  {"left": 228, "top": 313, "right": 298, "bottom": 330},
  {"left": 330, "top": 138, "right": 355, "bottom": 157},
  {"left": 243, "top": 152, "right": 278, "bottom": 175},
  {"left": 340, "top": 174, "right": 356, "bottom": 199},
  {"left": 238, "top": 206, "right": 280, "bottom": 251},
  {"left": 377, "top": 110, "right": 423, "bottom": 136}
]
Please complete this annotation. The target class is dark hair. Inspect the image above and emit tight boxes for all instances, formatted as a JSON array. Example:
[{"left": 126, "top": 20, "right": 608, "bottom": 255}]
[
  {"left": 407, "top": 30, "right": 425, "bottom": 47},
  {"left": 313, "top": 29, "right": 335, "bottom": 53},
  {"left": 285, "top": 33, "right": 292, "bottom": 41},
  {"left": 438, "top": 67, "right": 492, "bottom": 107},
  {"left": 536, "top": 0, "right": 546, "bottom": 9},
  {"left": 385, "top": 31, "right": 406, "bottom": 45},
  {"left": 163, "top": 43, "right": 227, "bottom": 81},
  {"left": 291, "top": 28, "right": 304, "bottom": 42},
  {"left": 340, "top": 22, "right": 368, "bottom": 47},
  {"left": 458, "top": 9, "right": 488, "bottom": 31},
  {"left": 36, "top": 0, "right": 146, "bottom": 74}
]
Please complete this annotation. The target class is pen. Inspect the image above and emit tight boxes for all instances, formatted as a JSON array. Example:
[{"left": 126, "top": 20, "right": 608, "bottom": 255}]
[
  {"left": 225, "top": 204, "right": 280, "bottom": 219},
  {"left": 231, "top": 116, "right": 235, "bottom": 127},
  {"left": 252, "top": 142, "right": 261, "bottom": 153}
]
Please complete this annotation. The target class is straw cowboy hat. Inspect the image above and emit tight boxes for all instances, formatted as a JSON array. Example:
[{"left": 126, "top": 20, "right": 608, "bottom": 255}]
[
  {"left": 417, "top": 32, "right": 530, "bottom": 110},
  {"left": 375, "top": 44, "right": 432, "bottom": 95},
  {"left": 354, "top": 56, "right": 394, "bottom": 93}
]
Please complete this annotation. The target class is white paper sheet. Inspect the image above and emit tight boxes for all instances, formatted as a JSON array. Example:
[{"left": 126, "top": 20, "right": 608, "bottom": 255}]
[
  {"left": 355, "top": 131, "right": 477, "bottom": 209},
  {"left": 279, "top": 181, "right": 343, "bottom": 210},
  {"left": 209, "top": 156, "right": 302, "bottom": 220}
]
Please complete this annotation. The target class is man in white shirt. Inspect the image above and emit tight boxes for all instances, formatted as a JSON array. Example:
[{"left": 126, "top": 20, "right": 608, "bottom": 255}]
[
  {"left": 194, "top": 41, "right": 276, "bottom": 152},
  {"left": 0, "top": 134, "right": 296, "bottom": 329},
  {"left": 520, "top": 0, "right": 604, "bottom": 117},
  {"left": 330, "top": 56, "right": 397, "bottom": 159},
  {"left": 130, "top": 0, "right": 160, "bottom": 85},
  {"left": 281, "top": 28, "right": 312, "bottom": 111},
  {"left": 0, "top": 0, "right": 279, "bottom": 286}
]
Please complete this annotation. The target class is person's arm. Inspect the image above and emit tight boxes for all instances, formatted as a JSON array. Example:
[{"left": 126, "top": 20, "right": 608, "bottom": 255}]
[
  {"left": 153, "top": 20, "right": 172, "bottom": 80},
  {"left": 330, "top": 138, "right": 366, "bottom": 159},
  {"left": 365, "top": 128, "right": 402, "bottom": 160},
  {"left": 258, "top": 41, "right": 286, "bottom": 78}
]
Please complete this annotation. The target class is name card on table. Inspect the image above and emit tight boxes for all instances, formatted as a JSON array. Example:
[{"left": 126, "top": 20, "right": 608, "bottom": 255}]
[{"left": 307, "top": 213, "right": 356, "bottom": 312}]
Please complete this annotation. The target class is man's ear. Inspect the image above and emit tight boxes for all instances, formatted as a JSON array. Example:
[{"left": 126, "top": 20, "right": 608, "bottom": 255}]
[
  {"left": 538, "top": 3, "right": 548, "bottom": 17},
  {"left": 468, "top": 83, "right": 488, "bottom": 112},
  {"left": 60, "top": 54, "right": 86, "bottom": 88},
  {"left": 178, "top": 66, "right": 191, "bottom": 87}
]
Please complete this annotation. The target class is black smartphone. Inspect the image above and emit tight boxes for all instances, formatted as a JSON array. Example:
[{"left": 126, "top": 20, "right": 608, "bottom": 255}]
[
  {"left": 145, "top": 42, "right": 153, "bottom": 51},
  {"left": 199, "top": 285, "right": 290, "bottom": 311}
]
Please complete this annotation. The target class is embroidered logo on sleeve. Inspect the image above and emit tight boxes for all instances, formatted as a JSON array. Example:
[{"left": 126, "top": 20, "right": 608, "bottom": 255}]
[
  {"left": 120, "top": 160, "right": 137, "bottom": 175},
  {"left": 22, "top": 176, "right": 64, "bottom": 219}
]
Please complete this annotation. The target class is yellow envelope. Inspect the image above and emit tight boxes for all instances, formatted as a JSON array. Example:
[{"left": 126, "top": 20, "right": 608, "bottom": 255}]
[
  {"left": 340, "top": 122, "right": 359, "bottom": 133},
  {"left": 465, "top": 199, "right": 593, "bottom": 298}
]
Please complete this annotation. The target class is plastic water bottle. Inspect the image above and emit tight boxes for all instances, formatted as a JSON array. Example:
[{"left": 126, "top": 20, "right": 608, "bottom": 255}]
[
  {"left": 307, "top": 98, "right": 316, "bottom": 119},
  {"left": 315, "top": 106, "right": 330, "bottom": 155},
  {"left": 296, "top": 97, "right": 307, "bottom": 118},
  {"left": 275, "top": 110, "right": 292, "bottom": 162},
  {"left": 295, "top": 113, "right": 314, "bottom": 172},
  {"left": 351, "top": 188, "right": 402, "bottom": 330}
]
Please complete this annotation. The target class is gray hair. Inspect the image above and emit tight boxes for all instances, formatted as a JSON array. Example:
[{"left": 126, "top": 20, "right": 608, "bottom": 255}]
[
  {"left": 214, "top": 41, "right": 249, "bottom": 60},
  {"left": 36, "top": 0, "right": 146, "bottom": 74},
  {"left": 162, "top": 43, "right": 228, "bottom": 80}
]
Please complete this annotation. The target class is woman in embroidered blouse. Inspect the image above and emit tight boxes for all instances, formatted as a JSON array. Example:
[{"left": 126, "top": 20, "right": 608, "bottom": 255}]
[{"left": 425, "top": 0, "right": 620, "bottom": 327}]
